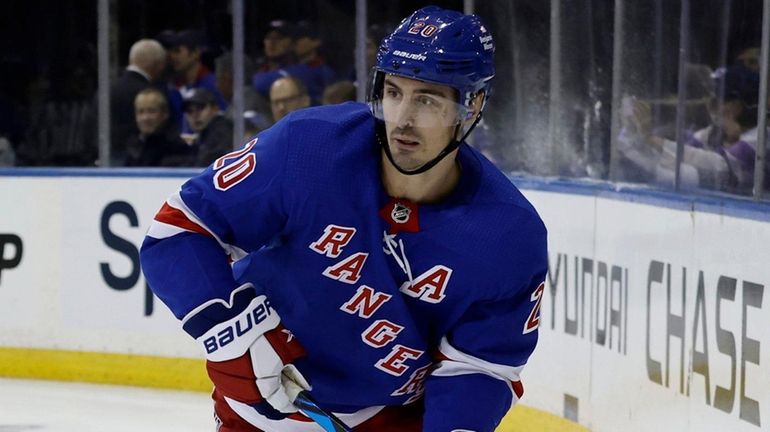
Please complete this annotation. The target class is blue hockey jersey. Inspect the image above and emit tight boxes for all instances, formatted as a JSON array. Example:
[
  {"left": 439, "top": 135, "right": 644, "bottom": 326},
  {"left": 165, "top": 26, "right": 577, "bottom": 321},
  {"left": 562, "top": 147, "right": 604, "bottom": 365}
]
[{"left": 140, "top": 102, "right": 548, "bottom": 431}]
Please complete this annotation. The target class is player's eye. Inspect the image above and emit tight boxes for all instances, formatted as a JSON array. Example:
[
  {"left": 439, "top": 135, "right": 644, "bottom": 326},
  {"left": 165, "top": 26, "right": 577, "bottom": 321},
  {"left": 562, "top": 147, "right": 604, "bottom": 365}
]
[
  {"left": 417, "top": 96, "right": 433, "bottom": 106},
  {"left": 416, "top": 95, "right": 442, "bottom": 110},
  {"left": 384, "top": 87, "right": 401, "bottom": 99}
]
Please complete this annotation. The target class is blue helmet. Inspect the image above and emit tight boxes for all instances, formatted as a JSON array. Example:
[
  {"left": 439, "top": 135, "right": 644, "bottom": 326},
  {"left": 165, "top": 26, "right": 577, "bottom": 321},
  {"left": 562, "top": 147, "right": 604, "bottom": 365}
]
[
  {"left": 370, "top": 6, "right": 495, "bottom": 109},
  {"left": 369, "top": 6, "right": 495, "bottom": 176}
]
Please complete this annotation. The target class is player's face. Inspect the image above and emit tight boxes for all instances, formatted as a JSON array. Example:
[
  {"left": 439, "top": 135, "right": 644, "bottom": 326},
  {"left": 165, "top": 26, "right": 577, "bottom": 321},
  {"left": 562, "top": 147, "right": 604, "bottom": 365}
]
[
  {"left": 135, "top": 93, "right": 168, "bottom": 135},
  {"left": 381, "top": 76, "right": 461, "bottom": 171}
]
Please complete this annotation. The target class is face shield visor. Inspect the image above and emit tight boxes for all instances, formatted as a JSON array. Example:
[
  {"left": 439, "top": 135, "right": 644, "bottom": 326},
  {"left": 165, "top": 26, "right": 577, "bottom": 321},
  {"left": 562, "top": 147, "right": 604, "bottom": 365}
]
[{"left": 368, "top": 73, "right": 473, "bottom": 129}]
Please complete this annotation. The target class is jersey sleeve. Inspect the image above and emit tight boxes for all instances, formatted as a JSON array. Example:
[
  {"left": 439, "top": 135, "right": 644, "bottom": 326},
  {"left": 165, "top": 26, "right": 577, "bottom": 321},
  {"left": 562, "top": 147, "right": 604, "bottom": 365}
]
[
  {"left": 423, "top": 217, "right": 548, "bottom": 432},
  {"left": 140, "top": 121, "right": 292, "bottom": 320}
]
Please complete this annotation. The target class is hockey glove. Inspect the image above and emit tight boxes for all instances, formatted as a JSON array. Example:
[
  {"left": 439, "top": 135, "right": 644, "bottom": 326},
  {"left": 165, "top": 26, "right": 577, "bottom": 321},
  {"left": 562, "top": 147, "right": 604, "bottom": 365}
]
[{"left": 182, "top": 283, "right": 310, "bottom": 420}]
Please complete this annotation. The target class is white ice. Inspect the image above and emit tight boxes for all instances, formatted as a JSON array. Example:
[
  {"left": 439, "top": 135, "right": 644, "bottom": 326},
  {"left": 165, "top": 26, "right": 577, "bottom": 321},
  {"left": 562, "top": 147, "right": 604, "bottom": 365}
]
[{"left": 0, "top": 378, "right": 213, "bottom": 431}]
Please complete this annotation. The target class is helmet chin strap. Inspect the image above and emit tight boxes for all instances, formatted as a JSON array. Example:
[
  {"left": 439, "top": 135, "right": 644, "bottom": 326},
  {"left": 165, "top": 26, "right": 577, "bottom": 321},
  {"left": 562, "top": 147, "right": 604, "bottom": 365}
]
[{"left": 378, "top": 114, "right": 483, "bottom": 176}]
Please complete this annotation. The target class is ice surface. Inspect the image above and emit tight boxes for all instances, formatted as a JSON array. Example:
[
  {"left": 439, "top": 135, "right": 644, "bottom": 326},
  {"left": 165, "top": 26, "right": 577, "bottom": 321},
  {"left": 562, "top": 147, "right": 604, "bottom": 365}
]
[{"left": 0, "top": 378, "right": 212, "bottom": 431}]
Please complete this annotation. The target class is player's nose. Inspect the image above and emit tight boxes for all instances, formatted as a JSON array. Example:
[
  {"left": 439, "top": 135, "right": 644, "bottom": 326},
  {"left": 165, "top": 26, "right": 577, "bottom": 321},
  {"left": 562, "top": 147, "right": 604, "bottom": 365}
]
[{"left": 393, "top": 101, "right": 416, "bottom": 128}]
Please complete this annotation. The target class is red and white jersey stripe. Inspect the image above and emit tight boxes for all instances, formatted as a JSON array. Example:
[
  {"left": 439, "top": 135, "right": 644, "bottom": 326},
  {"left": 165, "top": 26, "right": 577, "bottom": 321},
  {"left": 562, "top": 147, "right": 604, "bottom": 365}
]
[
  {"left": 433, "top": 337, "right": 525, "bottom": 404},
  {"left": 146, "top": 190, "right": 247, "bottom": 261}
]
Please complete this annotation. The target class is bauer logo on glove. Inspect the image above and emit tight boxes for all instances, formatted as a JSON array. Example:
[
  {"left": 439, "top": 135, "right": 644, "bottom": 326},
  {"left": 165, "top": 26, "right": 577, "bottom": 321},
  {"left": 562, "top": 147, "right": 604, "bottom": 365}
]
[
  {"left": 183, "top": 284, "right": 281, "bottom": 360},
  {"left": 181, "top": 283, "right": 311, "bottom": 420}
]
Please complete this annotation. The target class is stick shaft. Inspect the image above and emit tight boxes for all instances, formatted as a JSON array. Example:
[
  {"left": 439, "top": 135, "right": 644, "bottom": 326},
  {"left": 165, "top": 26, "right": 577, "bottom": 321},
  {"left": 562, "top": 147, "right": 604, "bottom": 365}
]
[{"left": 293, "top": 391, "right": 352, "bottom": 432}]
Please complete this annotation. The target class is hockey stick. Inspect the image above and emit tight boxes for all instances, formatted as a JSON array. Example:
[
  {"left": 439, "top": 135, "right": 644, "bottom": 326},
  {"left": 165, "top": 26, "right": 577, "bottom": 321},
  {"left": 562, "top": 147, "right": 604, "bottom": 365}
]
[
  {"left": 282, "top": 371, "right": 352, "bottom": 432},
  {"left": 293, "top": 390, "right": 352, "bottom": 432}
]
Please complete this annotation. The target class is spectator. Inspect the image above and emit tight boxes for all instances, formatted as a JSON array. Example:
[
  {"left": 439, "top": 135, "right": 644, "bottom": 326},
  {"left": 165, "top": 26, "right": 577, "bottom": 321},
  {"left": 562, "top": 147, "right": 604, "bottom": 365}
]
[
  {"left": 252, "top": 20, "right": 296, "bottom": 98},
  {"left": 124, "top": 88, "right": 193, "bottom": 167},
  {"left": 617, "top": 96, "right": 725, "bottom": 189},
  {"left": 110, "top": 39, "right": 167, "bottom": 165},
  {"left": 367, "top": 24, "right": 392, "bottom": 67},
  {"left": 687, "top": 65, "right": 763, "bottom": 192},
  {"left": 214, "top": 51, "right": 271, "bottom": 134},
  {"left": 736, "top": 46, "right": 760, "bottom": 73},
  {"left": 616, "top": 64, "right": 767, "bottom": 192},
  {"left": 269, "top": 75, "right": 310, "bottom": 122},
  {"left": 183, "top": 88, "right": 233, "bottom": 166},
  {"left": 349, "top": 23, "right": 394, "bottom": 85},
  {"left": 167, "top": 29, "right": 228, "bottom": 131},
  {"left": 285, "top": 21, "right": 337, "bottom": 104},
  {"left": 321, "top": 80, "right": 356, "bottom": 105}
]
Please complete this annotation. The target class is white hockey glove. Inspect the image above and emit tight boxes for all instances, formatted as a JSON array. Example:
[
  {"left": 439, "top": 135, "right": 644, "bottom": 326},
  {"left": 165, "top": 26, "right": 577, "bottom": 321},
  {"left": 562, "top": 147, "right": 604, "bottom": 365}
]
[{"left": 182, "top": 284, "right": 310, "bottom": 420}]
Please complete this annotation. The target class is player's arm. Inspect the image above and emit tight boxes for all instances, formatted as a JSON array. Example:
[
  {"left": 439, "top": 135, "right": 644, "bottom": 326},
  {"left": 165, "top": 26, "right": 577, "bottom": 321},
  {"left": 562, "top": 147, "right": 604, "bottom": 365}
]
[
  {"left": 422, "top": 222, "right": 548, "bottom": 432},
  {"left": 140, "top": 121, "right": 309, "bottom": 419},
  {"left": 141, "top": 131, "right": 287, "bottom": 317}
]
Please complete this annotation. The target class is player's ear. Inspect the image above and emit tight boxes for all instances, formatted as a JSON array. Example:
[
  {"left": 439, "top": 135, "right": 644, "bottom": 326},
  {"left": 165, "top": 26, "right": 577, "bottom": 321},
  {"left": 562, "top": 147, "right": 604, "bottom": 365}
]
[
  {"left": 458, "top": 91, "right": 485, "bottom": 135},
  {"left": 469, "top": 91, "right": 485, "bottom": 118}
]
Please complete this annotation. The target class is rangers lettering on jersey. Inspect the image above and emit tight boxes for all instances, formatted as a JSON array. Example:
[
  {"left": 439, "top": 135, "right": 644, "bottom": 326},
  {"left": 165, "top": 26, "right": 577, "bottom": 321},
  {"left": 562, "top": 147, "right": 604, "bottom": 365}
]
[
  {"left": 340, "top": 286, "right": 392, "bottom": 318},
  {"left": 310, "top": 222, "right": 438, "bottom": 380},
  {"left": 399, "top": 265, "right": 452, "bottom": 303},
  {"left": 391, "top": 363, "right": 431, "bottom": 404},
  {"left": 376, "top": 345, "right": 424, "bottom": 376},
  {"left": 322, "top": 252, "right": 369, "bottom": 284},
  {"left": 362, "top": 320, "right": 404, "bottom": 348},
  {"left": 309, "top": 224, "right": 357, "bottom": 258}
]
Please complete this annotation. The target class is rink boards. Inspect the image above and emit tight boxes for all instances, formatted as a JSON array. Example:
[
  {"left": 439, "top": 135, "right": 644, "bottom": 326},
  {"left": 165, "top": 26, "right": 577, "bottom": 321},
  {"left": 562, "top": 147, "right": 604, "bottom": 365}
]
[{"left": 0, "top": 170, "right": 768, "bottom": 432}]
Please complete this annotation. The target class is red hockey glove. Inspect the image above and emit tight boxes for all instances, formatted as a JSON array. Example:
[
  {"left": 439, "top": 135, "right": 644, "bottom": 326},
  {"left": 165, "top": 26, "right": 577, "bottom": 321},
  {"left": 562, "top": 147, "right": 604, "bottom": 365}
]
[{"left": 182, "top": 284, "right": 310, "bottom": 420}]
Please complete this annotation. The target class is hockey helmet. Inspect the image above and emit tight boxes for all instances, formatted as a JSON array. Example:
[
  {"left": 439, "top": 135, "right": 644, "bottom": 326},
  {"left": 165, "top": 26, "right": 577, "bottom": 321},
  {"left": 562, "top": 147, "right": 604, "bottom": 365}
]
[
  {"left": 369, "top": 6, "right": 495, "bottom": 114},
  {"left": 368, "top": 6, "right": 496, "bottom": 175}
]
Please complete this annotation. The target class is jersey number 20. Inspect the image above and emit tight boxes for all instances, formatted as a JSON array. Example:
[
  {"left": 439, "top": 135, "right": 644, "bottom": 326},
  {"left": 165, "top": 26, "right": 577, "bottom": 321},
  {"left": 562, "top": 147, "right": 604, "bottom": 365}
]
[
  {"left": 523, "top": 282, "right": 544, "bottom": 334},
  {"left": 213, "top": 138, "right": 258, "bottom": 191}
]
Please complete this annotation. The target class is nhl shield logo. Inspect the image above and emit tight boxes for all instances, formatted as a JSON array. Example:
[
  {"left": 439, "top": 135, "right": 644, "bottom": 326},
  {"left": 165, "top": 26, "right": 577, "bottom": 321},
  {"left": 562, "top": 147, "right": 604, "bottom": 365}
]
[
  {"left": 379, "top": 198, "right": 419, "bottom": 233},
  {"left": 391, "top": 202, "right": 411, "bottom": 224}
]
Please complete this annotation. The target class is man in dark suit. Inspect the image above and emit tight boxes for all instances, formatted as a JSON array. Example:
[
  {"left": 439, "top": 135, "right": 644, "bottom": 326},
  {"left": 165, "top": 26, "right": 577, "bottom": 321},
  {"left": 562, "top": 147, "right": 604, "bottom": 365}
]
[{"left": 110, "top": 39, "right": 167, "bottom": 165}]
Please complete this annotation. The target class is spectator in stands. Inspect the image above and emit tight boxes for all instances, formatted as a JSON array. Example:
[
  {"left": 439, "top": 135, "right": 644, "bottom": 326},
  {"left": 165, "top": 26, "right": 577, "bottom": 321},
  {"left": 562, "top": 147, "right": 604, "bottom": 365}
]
[
  {"left": 110, "top": 39, "right": 167, "bottom": 165},
  {"left": 286, "top": 21, "right": 336, "bottom": 104},
  {"left": 269, "top": 75, "right": 310, "bottom": 122},
  {"left": 214, "top": 52, "right": 271, "bottom": 135},
  {"left": 365, "top": 24, "right": 392, "bottom": 70},
  {"left": 618, "top": 97, "right": 721, "bottom": 189},
  {"left": 124, "top": 88, "right": 193, "bottom": 167},
  {"left": 687, "top": 65, "right": 763, "bottom": 193},
  {"left": 349, "top": 23, "right": 393, "bottom": 85},
  {"left": 736, "top": 46, "right": 760, "bottom": 73},
  {"left": 168, "top": 29, "right": 228, "bottom": 131},
  {"left": 183, "top": 88, "right": 233, "bottom": 166},
  {"left": 153, "top": 29, "right": 181, "bottom": 89},
  {"left": 252, "top": 20, "right": 296, "bottom": 99},
  {"left": 321, "top": 80, "right": 356, "bottom": 105},
  {"left": 617, "top": 65, "right": 763, "bottom": 192}
]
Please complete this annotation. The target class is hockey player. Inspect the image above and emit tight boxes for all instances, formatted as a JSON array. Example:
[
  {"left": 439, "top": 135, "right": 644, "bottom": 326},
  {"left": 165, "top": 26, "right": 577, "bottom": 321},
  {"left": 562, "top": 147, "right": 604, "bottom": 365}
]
[{"left": 140, "top": 6, "right": 548, "bottom": 432}]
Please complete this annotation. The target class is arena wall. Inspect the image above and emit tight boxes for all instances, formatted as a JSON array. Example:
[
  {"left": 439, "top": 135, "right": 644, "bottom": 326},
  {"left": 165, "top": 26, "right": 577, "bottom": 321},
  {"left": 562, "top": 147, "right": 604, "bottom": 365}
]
[{"left": 0, "top": 169, "right": 767, "bottom": 431}]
